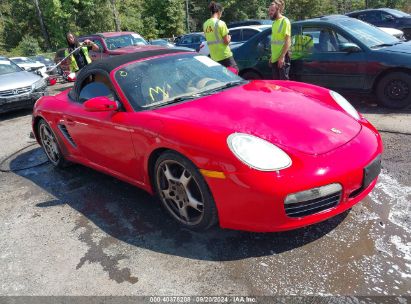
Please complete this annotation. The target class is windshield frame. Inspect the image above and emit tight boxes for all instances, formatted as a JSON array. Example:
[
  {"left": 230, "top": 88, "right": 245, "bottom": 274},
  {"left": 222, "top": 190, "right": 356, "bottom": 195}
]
[{"left": 111, "top": 52, "right": 244, "bottom": 111}]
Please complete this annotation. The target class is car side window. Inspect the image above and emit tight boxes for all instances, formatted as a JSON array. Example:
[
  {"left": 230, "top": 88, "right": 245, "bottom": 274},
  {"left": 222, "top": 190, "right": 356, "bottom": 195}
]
[
  {"left": 381, "top": 12, "right": 394, "bottom": 21},
  {"left": 230, "top": 29, "right": 242, "bottom": 42},
  {"left": 366, "top": 11, "right": 381, "bottom": 23},
  {"left": 78, "top": 73, "right": 116, "bottom": 103},
  {"left": 91, "top": 39, "right": 103, "bottom": 50},
  {"left": 181, "top": 36, "right": 192, "bottom": 44},
  {"left": 307, "top": 27, "right": 339, "bottom": 53},
  {"left": 242, "top": 29, "right": 258, "bottom": 41},
  {"left": 192, "top": 35, "right": 201, "bottom": 44}
]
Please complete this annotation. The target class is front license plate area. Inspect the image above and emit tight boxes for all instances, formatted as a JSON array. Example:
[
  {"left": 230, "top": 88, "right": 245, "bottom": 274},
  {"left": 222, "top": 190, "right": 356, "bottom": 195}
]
[{"left": 363, "top": 155, "right": 381, "bottom": 189}]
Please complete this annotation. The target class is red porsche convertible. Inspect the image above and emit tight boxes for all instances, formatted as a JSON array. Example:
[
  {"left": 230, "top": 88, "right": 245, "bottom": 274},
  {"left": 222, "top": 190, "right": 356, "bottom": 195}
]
[{"left": 32, "top": 48, "right": 383, "bottom": 232}]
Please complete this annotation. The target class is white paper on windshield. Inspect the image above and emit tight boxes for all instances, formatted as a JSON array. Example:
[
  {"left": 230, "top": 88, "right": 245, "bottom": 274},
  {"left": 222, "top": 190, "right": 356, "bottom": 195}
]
[
  {"left": 131, "top": 33, "right": 143, "bottom": 39},
  {"left": 194, "top": 56, "right": 220, "bottom": 67},
  {"left": 0, "top": 60, "right": 11, "bottom": 65}
]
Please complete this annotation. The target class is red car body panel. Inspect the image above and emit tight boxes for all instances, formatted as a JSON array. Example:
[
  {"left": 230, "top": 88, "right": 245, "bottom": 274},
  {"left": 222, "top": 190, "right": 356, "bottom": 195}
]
[{"left": 33, "top": 54, "right": 383, "bottom": 232}]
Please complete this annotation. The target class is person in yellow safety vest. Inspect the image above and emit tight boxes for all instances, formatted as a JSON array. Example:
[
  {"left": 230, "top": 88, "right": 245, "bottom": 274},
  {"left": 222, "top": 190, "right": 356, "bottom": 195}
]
[
  {"left": 268, "top": 0, "right": 291, "bottom": 80},
  {"left": 65, "top": 32, "right": 99, "bottom": 73},
  {"left": 291, "top": 34, "right": 314, "bottom": 60},
  {"left": 203, "top": 1, "right": 238, "bottom": 69}
]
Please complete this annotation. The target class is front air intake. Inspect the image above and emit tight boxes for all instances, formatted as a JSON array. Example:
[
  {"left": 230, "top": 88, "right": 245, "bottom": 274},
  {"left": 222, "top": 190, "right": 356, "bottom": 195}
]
[{"left": 284, "top": 183, "right": 342, "bottom": 218}]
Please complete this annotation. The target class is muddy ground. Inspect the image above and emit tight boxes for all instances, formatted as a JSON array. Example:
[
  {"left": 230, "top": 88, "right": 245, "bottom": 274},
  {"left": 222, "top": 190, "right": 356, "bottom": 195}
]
[{"left": 0, "top": 83, "right": 410, "bottom": 299}]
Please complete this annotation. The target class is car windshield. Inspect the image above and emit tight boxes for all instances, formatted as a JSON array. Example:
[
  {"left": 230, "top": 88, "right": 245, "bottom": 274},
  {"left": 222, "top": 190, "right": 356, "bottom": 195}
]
[
  {"left": 32, "top": 56, "right": 52, "bottom": 64},
  {"left": 384, "top": 9, "right": 410, "bottom": 17},
  {"left": 12, "top": 57, "right": 36, "bottom": 64},
  {"left": 115, "top": 53, "right": 244, "bottom": 110},
  {"left": 151, "top": 40, "right": 168, "bottom": 45},
  {"left": 0, "top": 59, "right": 22, "bottom": 75},
  {"left": 338, "top": 19, "right": 400, "bottom": 48},
  {"left": 105, "top": 34, "right": 148, "bottom": 50}
]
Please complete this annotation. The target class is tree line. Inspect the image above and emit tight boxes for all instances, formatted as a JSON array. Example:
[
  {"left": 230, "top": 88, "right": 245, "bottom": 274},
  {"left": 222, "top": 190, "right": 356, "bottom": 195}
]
[{"left": 0, "top": 0, "right": 409, "bottom": 56}]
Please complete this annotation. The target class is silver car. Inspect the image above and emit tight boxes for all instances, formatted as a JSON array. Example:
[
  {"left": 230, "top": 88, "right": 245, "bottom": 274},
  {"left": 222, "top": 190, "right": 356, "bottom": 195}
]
[{"left": 0, "top": 57, "right": 47, "bottom": 114}]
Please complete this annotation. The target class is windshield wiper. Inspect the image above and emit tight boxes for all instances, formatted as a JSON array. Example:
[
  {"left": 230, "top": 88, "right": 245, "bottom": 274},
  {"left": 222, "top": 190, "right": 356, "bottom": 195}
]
[
  {"left": 149, "top": 94, "right": 200, "bottom": 109},
  {"left": 197, "top": 80, "right": 248, "bottom": 96},
  {"left": 371, "top": 42, "right": 402, "bottom": 48}
]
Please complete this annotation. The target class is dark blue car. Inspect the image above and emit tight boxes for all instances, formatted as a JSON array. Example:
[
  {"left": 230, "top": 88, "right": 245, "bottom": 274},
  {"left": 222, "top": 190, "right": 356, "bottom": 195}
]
[
  {"left": 175, "top": 33, "right": 206, "bottom": 51},
  {"left": 346, "top": 8, "right": 411, "bottom": 40},
  {"left": 232, "top": 15, "right": 411, "bottom": 109}
]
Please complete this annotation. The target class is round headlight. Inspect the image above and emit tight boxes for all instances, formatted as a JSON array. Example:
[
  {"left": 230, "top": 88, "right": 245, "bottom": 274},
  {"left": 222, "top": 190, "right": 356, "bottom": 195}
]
[
  {"left": 330, "top": 90, "right": 360, "bottom": 120},
  {"left": 227, "top": 133, "right": 292, "bottom": 171}
]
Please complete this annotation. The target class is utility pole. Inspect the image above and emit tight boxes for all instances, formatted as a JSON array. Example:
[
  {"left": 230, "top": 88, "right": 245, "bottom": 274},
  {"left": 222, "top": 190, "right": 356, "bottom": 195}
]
[{"left": 186, "top": 0, "right": 190, "bottom": 33}]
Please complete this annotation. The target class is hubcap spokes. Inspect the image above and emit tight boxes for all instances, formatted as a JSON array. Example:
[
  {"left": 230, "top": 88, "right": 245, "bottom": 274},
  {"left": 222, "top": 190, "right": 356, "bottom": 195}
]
[
  {"left": 386, "top": 79, "right": 409, "bottom": 101},
  {"left": 40, "top": 124, "right": 59, "bottom": 164},
  {"left": 157, "top": 161, "right": 204, "bottom": 225}
]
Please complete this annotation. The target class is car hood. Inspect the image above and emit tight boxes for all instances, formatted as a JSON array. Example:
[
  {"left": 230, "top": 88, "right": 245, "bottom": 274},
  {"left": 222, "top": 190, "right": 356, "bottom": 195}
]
[
  {"left": 155, "top": 81, "right": 362, "bottom": 155},
  {"left": 109, "top": 45, "right": 163, "bottom": 55},
  {"left": 0, "top": 71, "right": 42, "bottom": 91},
  {"left": 379, "top": 41, "right": 411, "bottom": 54}
]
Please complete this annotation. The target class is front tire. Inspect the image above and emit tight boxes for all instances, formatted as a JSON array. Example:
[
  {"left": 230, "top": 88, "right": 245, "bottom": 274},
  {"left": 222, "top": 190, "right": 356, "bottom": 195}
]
[
  {"left": 376, "top": 72, "right": 411, "bottom": 109},
  {"left": 38, "top": 119, "right": 68, "bottom": 168},
  {"left": 153, "top": 151, "right": 218, "bottom": 231}
]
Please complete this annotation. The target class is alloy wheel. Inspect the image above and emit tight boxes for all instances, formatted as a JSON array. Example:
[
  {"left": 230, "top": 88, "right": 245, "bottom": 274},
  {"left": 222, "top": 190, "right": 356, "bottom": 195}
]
[
  {"left": 39, "top": 123, "right": 60, "bottom": 165},
  {"left": 156, "top": 160, "right": 205, "bottom": 225}
]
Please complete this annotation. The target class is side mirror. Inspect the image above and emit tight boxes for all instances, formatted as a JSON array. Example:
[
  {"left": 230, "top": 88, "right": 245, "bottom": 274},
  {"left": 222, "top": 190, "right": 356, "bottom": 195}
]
[
  {"left": 340, "top": 42, "right": 361, "bottom": 53},
  {"left": 84, "top": 96, "right": 119, "bottom": 112},
  {"left": 257, "top": 42, "right": 269, "bottom": 55},
  {"left": 385, "top": 15, "right": 395, "bottom": 21}
]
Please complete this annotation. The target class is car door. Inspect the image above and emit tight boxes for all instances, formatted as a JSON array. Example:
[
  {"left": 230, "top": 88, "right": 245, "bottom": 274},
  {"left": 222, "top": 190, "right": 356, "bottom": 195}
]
[
  {"left": 291, "top": 25, "right": 367, "bottom": 90},
  {"left": 63, "top": 71, "right": 139, "bottom": 179},
  {"left": 249, "top": 31, "right": 272, "bottom": 79}
]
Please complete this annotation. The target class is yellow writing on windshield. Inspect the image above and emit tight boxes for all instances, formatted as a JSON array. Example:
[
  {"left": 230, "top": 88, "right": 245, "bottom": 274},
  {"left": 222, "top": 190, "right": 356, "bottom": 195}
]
[{"left": 149, "top": 86, "right": 170, "bottom": 102}]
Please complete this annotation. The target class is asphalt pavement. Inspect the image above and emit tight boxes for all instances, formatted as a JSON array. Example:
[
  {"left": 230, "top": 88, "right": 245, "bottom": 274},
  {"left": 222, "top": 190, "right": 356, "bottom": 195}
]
[{"left": 0, "top": 83, "right": 409, "bottom": 299}]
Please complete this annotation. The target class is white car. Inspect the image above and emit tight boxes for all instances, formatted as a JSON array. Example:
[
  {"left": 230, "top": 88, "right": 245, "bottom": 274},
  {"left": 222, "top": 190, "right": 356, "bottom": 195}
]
[
  {"left": 379, "top": 27, "right": 405, "bottom": 40},
  {"left": 198, "top": 25, "right": 271, "bottom": 56},
  {"left": 10, "top": 57, "right": 48, "bottom": 79}
]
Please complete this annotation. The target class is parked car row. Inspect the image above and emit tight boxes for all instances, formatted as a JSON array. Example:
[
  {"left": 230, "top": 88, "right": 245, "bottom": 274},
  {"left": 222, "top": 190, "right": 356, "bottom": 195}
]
[
  {"left": 346, "top": 8, "right": 411, "bottom": 40},
  {"left": 0, "top": 56, "right": 48, "bottom": 114},
  {"left": 231, "top": 15, "right": 411, "bottom": 109}
]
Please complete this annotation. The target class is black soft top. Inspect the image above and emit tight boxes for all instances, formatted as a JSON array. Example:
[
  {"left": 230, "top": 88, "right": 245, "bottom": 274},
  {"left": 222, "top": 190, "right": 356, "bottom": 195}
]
[
  {"left": 85, "top": 48, "right": 189, "bottom": 74},
  {"left": 71, "top": 48, "right": 191, "bottom": 102}
]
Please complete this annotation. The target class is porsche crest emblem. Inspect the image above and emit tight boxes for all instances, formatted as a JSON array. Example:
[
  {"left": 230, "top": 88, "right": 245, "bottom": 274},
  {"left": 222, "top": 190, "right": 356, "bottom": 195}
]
[{"left": 331, "top": 128, "right": 342, "bottom": 134}]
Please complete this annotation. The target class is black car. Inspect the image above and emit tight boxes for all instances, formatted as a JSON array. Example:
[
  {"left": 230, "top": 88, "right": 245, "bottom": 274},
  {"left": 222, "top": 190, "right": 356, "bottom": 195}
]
[
  {"left": 228, "top": 19, "right": 272, "bottom": 28},
  {"left": 346, "top": 8, "right": 411, "bottom": 40},
  {"left": 232, "top": 15, "right": 411, "bottom": 109}
]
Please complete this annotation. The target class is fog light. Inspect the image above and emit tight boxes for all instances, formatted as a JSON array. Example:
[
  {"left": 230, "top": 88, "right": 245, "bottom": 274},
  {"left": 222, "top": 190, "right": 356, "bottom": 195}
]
[{"left": 285, "top": 183, "right": 342, "bottom": 205}]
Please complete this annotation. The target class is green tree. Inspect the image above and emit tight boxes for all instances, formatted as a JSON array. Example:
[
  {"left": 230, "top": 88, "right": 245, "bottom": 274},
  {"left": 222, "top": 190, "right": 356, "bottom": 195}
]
[{"left": 15, "top": 34, "right": 41, "bottom": 56}]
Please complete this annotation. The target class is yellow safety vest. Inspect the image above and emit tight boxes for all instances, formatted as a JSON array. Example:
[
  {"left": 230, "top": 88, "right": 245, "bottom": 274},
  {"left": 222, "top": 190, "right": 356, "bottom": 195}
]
[
  {"left": 271, "top": 17, "right": 291, "bottom": 63},
  {"left": 203, "top": 18, "right": 233, "bottom": 62},
  {"left": 291, "top": 34, "right": 314, "bottom": 60},
  {"left": 65, "top": 46, "right": 92, "bottom": 73}
]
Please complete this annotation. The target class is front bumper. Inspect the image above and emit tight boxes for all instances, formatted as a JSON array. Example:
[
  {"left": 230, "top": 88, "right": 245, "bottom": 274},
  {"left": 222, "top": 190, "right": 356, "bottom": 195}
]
[
  {"left": 0, "top": 86, "right": 47, "bottom": 114},
  {"left": 205, "top": 121, "right": 383, "bottom": 232}
]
